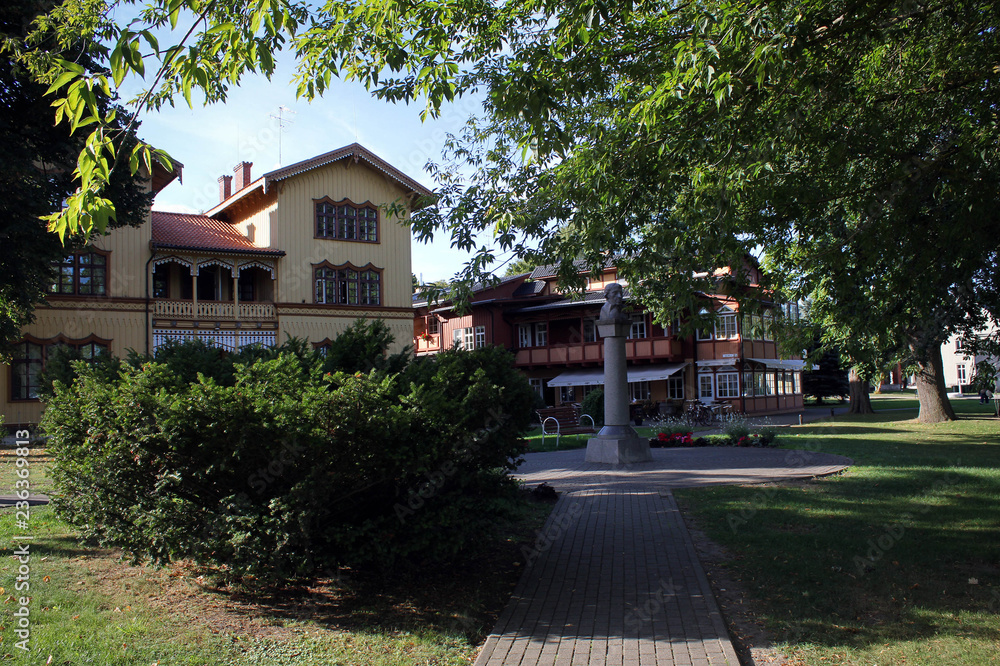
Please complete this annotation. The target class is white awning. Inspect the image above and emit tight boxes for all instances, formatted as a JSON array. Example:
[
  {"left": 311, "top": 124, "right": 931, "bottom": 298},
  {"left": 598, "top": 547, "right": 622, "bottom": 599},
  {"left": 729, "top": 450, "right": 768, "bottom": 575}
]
[
  {"left": 627, "top": 363, "right": 687, "bottom": 383},
  {"left": 696, "top": 358, "right": 738, "bottom": 367},
  {"left": 748, "top": 358, "right": 809, "bottom": 371},
  {"left": 545, "top": 368, "right": 606, "bottom": 387},
  {"left": 546, "top": 363, "right": 687, "bottom": 387}
]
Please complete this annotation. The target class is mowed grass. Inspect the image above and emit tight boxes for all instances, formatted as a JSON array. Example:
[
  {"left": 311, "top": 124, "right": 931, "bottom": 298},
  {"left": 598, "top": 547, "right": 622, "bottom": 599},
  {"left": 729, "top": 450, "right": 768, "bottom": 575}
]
[
  {"left": 0, "top": 444, "right": 56, "bottom": 495},
  {"left": 868, "top": 390, "right": 998, "bottom": 415},
  {"left": 674, "top": 410, "right": 1000, "bottom": 666},
  {"left": 0, "top": 459, "right": 552, "bottom": 665}
]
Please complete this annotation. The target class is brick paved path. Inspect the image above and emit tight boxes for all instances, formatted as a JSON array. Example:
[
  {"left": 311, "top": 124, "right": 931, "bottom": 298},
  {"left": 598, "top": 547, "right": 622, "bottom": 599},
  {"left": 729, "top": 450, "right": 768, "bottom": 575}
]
[{"left": 475, "top": 447, "right": 852, "bottom": 665}]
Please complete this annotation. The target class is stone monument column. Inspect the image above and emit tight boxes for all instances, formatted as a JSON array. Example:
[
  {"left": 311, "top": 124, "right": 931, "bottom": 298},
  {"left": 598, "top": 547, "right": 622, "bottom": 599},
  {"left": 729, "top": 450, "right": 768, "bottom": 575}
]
[{"left": 585, "top": 284, "right": 653, "bottom": 464}]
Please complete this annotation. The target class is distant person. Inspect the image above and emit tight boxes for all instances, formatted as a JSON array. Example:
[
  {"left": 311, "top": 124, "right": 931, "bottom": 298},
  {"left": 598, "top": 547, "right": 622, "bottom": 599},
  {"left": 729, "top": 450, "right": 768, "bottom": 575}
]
[{"left": 980, "top": 388, "right": 989, "bottom": 404}]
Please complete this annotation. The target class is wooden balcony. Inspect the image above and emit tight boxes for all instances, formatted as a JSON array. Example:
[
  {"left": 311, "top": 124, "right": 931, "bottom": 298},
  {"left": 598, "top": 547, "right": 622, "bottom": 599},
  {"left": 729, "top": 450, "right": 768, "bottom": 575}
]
[
  {"left": 515, "top": 338, "right": 682, "bottom": 366},
  {"left": 153, "top": 299, "right": 276, "bottom": 321},
  {"left": 415, "top": 333, "right": 442, "bottom": 353}
]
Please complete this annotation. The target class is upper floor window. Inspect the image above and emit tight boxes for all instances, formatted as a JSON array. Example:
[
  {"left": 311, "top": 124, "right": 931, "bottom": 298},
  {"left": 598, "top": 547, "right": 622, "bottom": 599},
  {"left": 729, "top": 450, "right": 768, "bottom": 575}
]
[
  {"left": 628, "top": 314, "right": 647, "bottom": 340},
  {"left": 696, "top": 308, "right": 713, "bottom": 340},
  {"left": 315, "top": 199, "right": 379, "bottom": 242},
  {"left": 518, "top": 323, "right": 532, "bottom": 347},
  {"left": 715, "top": 312, "right": 738, "bottom": 339},
  {"left": 50, "top": 249, "right": 108, "bottom": 296},
  {"left": 427, "top": 317, "right": 439, "bottom": 335},
  {"left": 534, "top": 322, "right": 548, "bottom": 347},
  {"left": 762, "top": 312, "right": 774, "bottom": 341},
  {"left": 314, "top": 262, "right": 381, "bottom": 306},
  {"left": 583, "top": 318, "right": 597, "bottom": 343},
  {"left": 452, "top": 326, "right": 485, "bottom": 350}
]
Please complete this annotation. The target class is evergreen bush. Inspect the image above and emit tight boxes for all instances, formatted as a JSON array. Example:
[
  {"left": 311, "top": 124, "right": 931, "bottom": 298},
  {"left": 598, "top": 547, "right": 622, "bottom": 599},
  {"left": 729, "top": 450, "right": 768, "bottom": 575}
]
[
  {"left": 42, "top": 339, "right": 535, "bottom": 585},
  {"left": 580, "top": 388, "right": 604, "bottom": 426}
]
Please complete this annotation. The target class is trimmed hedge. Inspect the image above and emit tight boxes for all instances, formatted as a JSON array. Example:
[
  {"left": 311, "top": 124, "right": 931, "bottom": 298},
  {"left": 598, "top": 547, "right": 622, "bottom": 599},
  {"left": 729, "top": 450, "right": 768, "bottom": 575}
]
[{"left": 42, "top": 338, "right": 535, "bottom": 584}]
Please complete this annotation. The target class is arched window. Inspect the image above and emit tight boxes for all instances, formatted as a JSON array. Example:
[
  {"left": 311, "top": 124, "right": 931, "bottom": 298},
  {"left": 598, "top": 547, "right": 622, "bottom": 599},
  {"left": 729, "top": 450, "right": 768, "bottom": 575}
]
[
  {"left": 315, "top": 199, "right": 379, "bottom": 242},
  {"left": 314, "top": 263, "right": 382, "bottom": 306}
]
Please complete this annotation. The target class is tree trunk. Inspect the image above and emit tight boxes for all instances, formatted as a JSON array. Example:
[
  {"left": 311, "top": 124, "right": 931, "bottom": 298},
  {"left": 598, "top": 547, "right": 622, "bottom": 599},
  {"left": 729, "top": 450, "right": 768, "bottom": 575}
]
[
  {"left": 910, "top": 339, "right": 957, "bottom": 423},
  {"left": 848, "top": 366, "right": 874, "bottom": 414}
]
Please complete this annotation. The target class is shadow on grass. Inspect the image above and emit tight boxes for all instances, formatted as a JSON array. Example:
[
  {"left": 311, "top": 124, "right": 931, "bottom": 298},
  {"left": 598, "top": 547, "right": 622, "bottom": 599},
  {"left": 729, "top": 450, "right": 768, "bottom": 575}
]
[{"left": 679, "top": 460, "right": 1000, "bottom": 652}]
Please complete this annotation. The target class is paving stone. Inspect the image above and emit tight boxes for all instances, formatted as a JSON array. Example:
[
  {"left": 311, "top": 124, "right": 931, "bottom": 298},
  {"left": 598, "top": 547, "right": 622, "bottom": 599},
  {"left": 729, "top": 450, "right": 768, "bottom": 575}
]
[{"left": 474, "top": 427, "right": 852, "bottom": 666}]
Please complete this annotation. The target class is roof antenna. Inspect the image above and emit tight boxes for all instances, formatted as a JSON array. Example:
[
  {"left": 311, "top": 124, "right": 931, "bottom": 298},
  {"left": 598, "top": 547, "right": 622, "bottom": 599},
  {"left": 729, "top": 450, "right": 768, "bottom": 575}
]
[{"left": 269, "top": 106, "right": 296, "bottom": 166}]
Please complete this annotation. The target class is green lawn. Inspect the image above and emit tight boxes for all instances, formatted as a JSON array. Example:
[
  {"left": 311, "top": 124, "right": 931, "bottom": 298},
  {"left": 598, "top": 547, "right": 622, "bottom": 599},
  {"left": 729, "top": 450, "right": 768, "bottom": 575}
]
[
  {"left": 675, "top": 412, "right": 1000, "bottom": 666},
  {"left": 0, "top": 455, "right": 551, "bottom": 665},
  {"left": 867, "top": 391, "right": 997, "bottom": 415}
]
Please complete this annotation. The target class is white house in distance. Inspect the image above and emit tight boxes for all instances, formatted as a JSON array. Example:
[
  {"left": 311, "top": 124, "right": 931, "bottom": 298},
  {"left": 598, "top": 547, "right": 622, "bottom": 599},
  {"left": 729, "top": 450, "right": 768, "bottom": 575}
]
[{"left": 940, "top": 320, "right": 1000, "bottom": 393}]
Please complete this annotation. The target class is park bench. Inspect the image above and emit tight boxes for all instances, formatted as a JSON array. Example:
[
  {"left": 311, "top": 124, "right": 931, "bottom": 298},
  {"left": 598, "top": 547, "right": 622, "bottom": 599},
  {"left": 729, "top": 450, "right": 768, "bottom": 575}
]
[{"left": 537, "top": 405, "right": 596, "bottom": 449}]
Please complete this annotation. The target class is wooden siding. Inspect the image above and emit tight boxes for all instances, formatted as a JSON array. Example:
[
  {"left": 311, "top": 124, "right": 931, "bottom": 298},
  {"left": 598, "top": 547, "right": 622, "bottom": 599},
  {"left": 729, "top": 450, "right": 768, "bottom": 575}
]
[
  {"left": 230, "top": 192, "right": 278, "bottom": 255},
  {"left": 88, "top": 217, "right": 153, "bottom": 300},
  {"left": 267, "top": 160, "right": 413, "bottom": 310},
  {"left": 2, "top": 302, "right": 149, "bottom": 426},
  {"left": 279, "top": 313, "right": 413, "bottom": 355}
]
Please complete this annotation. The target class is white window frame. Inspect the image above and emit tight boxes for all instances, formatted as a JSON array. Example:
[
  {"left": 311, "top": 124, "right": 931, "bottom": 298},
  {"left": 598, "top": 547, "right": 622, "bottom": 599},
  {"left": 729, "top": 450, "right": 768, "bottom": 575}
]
[
  {"left": 957, "top": 364, "right": 967, "bottom": 385},
  {"left": 667, "top": 375, "right": 684, "bottom": 400},
  {"left": 463, "top": 327, "right": 474, "bottom": 350},
  {"left": 629, "top": 381, "right": 651, "bottom": 402},
  {"left": 763, "top": 312, "right": 774, "bottom": 341},
  {"left": 529, "top": 378, "right": 543, "bottom": 398},
  {"left": 715, "top": 313, "right": 738, "bottom": 339},
  {"left": 474, "top": 325, "right": 486, "bottom": 349},
  {"left": 535, "top": 322, "right": 548, "bottom": 347},
  {"left": 717, "top": 372, "right": 740, "bottom": 398},
  {"left": 696, "top": 309, "right": 713, "bottom": 341},
  {"left": 629, "top": 313, "right": 648, "bottom": 340},
  {"left": 699, "top": 373, "right": 714, "bottom": 399},
  {"left": 742, "top": 371, "right": 755, "bottom": 397},
  {"left": 583, "top": 318, "right": 597, "bottom": 343},
  {"left": 427, "top": 317, "right": 439, "bottom": 335},
  {"left": 560, "top": 386, "right": 577, "bottom": 403},
  {"left": 453, "top": 328, "right": 464, "bottom": 349},
  {"left": 518, "top": 323, "right": 533, "bottom": 348}
]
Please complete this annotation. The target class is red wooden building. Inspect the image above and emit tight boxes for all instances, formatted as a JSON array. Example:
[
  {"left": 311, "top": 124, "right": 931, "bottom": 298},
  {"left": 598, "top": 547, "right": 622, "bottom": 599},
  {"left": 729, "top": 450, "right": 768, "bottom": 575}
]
[{"left": 413, "top": 263, "right": 806, "bottom": 416}]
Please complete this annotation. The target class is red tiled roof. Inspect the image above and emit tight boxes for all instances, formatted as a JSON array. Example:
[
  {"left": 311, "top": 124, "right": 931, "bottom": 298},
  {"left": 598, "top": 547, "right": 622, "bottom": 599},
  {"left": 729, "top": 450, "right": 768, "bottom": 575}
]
[{"left": 150, "top": 211, "right": 284, "bottom": 256}]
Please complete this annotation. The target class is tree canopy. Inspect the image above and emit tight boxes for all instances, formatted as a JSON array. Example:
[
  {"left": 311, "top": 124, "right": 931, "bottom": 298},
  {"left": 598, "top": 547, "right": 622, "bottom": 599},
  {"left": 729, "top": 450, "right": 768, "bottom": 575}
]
[
  {"left": 5, "top": 0, "right": 1000, "bottom": 420},
  {"left": 0, "top": 0, "right": 151, "bottom": 357}
]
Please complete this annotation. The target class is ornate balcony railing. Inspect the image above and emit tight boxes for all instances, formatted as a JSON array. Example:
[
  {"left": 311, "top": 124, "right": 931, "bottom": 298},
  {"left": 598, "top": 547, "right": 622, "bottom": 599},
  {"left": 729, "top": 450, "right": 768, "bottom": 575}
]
[{"left": 153, "top": 299, "right": 276, "bottom": 321}]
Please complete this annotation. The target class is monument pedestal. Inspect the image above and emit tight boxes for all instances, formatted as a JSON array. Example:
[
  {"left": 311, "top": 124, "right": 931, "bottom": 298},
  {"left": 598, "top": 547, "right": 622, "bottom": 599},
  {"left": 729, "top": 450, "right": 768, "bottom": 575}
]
[
  {"left": 584, "top": 318, "right": 652, "bottom": 464},
  {"left": 586, "top": 429, "right": 652, "bottom": 464}
]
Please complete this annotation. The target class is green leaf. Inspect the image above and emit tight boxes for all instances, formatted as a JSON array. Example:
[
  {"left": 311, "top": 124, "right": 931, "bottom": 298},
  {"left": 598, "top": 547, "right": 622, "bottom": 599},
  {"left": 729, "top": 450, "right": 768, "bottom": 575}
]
[{"left": 44, "top": 70, "right": 78, "bottom": 96}]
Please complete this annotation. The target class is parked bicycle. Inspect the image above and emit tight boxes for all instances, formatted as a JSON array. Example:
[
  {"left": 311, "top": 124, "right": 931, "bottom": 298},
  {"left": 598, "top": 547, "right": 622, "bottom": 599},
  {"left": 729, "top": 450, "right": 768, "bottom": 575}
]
[{"left": 683, "top": 400, "right": 714, "bottom": 426}]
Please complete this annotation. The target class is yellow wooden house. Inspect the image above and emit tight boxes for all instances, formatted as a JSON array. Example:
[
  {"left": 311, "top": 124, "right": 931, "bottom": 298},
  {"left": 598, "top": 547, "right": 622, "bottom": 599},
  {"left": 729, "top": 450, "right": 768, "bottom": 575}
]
[{"left": 2, "top": 143, "right": 430, "bottom": 429}]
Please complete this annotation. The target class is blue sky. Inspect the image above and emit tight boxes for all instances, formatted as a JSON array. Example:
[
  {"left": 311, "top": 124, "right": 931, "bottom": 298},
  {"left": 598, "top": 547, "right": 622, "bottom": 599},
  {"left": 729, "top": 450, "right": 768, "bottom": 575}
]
[{"left": 130, "top": 61, "right": 485, "bottom": 283}]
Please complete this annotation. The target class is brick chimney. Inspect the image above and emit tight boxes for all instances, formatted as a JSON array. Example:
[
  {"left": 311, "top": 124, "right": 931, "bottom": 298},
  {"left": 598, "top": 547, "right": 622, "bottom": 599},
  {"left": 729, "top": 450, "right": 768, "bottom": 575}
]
[
  {"left": 234, "top": 161, "right": 253, "bottom": 191},
  {"left": 218, "top": 174, "right": 232, "bottom": 202}
]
